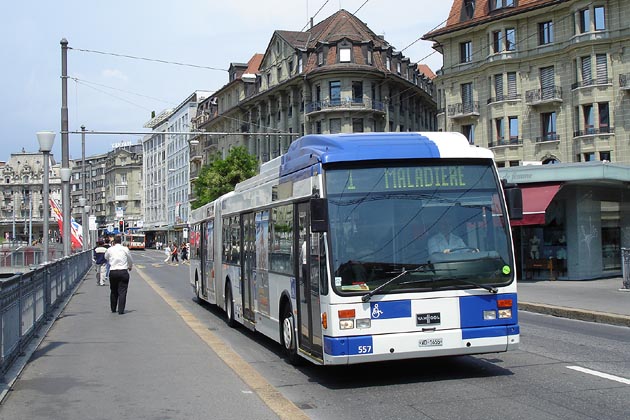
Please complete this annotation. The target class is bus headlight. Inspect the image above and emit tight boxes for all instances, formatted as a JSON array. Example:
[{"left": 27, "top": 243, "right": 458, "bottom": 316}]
[
  {"left": 483, "top": 310, "right": 497, "bottom": 320},
  {"left": 356, "top": 318, "right": 371, "bottom": 329},
  {"left": 498, "top": 309, "right": 512, "bottom": 319},
  {"left": 339, "top": 319, "right": 354, "bottom": 330}
]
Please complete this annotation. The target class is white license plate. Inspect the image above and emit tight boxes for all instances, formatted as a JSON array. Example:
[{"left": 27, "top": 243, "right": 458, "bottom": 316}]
[{"left": 418, "top": 338, "right": 443, "bottom": 347}]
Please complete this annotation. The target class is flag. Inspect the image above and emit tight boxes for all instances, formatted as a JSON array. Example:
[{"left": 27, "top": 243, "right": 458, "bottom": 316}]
[{"left": 50, "top": 198, "right": 83, "bottom": 249}]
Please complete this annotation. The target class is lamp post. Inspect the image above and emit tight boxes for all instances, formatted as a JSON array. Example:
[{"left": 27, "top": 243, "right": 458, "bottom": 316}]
[
  {"left": 60, "top": 38, "right": 71, "bottom": 257},
  {"left": 37, "top": 131, "right": 55, "bottom": 263},
  {"left": 59, "top": 167, "right": 72, "bottom": 252},
  {"left": 79, "top": 197, "right": 87, "bottom": 251}
]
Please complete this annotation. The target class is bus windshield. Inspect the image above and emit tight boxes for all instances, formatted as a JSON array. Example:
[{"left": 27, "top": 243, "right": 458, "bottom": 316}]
[{"left": 325, "top": 163, "right": 514, "bottom": 295}]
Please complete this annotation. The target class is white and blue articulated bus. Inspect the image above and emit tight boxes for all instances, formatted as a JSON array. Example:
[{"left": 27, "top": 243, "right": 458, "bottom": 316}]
[{"left": 189, "top": 132, "right": 523, "bottom": 365}]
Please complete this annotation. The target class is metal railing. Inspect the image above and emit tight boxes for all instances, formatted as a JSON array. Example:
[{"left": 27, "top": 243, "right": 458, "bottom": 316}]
[{"left": 0, "top": 251, "right": 92, "bottom": 374}]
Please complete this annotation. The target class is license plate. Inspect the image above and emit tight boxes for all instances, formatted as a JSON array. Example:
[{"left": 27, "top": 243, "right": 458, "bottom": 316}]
[{"left": 418, "top": 338, "right": 443, "bottom": 347}]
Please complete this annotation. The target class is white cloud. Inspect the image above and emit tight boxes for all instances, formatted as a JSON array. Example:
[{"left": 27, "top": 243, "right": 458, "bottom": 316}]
[{"left": 102, "top": 69, "right": 128, "bottom": 81}]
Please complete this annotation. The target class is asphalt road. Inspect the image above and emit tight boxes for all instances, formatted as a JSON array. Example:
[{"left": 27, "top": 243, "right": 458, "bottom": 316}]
[
  {"left": 2, "top": 249, "right": 628, "bottom": 420},
  {"left": 137, "top": 250, "right": 630, "bottom": 420}
]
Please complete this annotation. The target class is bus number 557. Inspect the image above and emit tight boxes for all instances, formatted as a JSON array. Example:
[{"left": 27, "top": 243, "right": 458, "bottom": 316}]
[{"left": 357, "top": 345, "right": 372, "bottom": 354}]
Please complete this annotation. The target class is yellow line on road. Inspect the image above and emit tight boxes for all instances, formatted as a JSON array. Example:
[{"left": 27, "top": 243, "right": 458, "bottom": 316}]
[{"left": 135, "top": 268, "right": 308, "bottom": 420}]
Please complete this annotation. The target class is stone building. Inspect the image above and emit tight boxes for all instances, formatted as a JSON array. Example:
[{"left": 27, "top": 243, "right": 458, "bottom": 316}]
[
  {"left": 189, "top": 8, "right": 438, "bottom": 190},
  {"left": 0, "top": 150, "right": 62, "bottom": 243},
  {"left": 423, "top": 0, "right": 630, "bottom": 166}
]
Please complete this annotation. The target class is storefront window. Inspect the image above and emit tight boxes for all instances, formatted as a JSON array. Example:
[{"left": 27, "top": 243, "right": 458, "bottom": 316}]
[{"left": 601, "top": 201, "right": 620, "bottom": 271}]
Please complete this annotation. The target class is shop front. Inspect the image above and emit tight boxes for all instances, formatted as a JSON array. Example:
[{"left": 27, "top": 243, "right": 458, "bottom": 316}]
[{"left": 500, "top": 162, "right": 630, "bottom": 281}]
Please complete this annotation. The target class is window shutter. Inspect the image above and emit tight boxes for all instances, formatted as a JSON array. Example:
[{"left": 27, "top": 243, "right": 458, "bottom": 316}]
[
  {"left": 596, "top": 54, "right": 608, "bottom": 83},
  {"left": 494, "top": 74, "right": 504, "bottom": 100},
  {"left": 540, "top": 66, "right": 554, "bottom": 99},
  {"left": 581, "top": 56, "right": 592, "bottom": 84},
  {"left": 507, "top": 72, "right": 517, "bottom": 98}
]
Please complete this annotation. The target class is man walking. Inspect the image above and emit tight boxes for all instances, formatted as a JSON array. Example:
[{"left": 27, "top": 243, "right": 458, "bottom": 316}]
[
  {"left": 93, "top": 239, "right": 108, "bottom": 286},
  {"left": 105, "top": 235, "right": 133, "bottom": 315}
]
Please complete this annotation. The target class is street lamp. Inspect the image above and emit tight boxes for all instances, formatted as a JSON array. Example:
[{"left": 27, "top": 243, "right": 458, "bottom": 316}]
[
  {"left": 37, "top": 131, "right": 55, "bottom": 263},
  {"left": 79, "top": 197, "right": 87, "bottom": 251},
  {"left": 59, "top": 167, "right": 72, "bottom": 253}
]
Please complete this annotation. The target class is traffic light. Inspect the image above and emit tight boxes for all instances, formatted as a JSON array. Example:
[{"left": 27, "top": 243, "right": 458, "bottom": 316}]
[{"left": 119, "top": 219, "right": 124, "bottom": 233}]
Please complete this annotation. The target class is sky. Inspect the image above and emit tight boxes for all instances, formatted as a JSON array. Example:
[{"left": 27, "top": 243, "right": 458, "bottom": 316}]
[{"left": 0, "top": 0, "right": 452, "bottom": 164}]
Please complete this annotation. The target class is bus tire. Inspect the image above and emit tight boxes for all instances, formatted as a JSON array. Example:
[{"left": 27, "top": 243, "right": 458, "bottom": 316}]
[
  {"left": 194, "top": 272, "right": 201, "bottom": 302},
  {"left": 225, "top": 282, "right": 237, "bottom": 328},
  {"left": 281, "top": 304, "right": 301, "bottom": 365}
]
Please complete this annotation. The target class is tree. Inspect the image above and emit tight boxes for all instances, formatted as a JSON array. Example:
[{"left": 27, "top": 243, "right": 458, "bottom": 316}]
[{"left": 192, "top": 146, "right": 258, "bottom": 209}]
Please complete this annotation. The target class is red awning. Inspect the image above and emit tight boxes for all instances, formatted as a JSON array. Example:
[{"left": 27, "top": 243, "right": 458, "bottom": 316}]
[{"left": 511, "top": 183, "right": 562, "bottom": 226}]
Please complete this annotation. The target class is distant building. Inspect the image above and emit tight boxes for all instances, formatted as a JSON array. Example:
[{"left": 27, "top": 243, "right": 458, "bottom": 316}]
[{"left": 0, "top": 151, "right": 62, "bottom": 243}]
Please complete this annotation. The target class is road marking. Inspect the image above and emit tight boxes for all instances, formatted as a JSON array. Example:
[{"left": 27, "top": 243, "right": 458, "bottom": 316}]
[
  {"left": 135, "top": 268, "right": 308, "bottom": 420},
  {"left": 567, "top": 366, "right": 630, "bottom": 385}
]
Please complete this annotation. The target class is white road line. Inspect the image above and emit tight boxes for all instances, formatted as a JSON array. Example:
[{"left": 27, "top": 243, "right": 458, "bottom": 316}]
[{"left": 567, "top": 366, "right": 630, "bottom": 385}]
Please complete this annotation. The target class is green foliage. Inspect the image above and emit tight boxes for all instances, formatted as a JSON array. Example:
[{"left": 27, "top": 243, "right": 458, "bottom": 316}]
[{"left": 192, "top": 146, "right": 258, "bottom": 209}]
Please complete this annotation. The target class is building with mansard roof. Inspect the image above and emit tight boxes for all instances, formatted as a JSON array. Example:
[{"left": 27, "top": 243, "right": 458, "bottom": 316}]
[{"left": 189, "top": 9, "right": 438, "bottom": 191}]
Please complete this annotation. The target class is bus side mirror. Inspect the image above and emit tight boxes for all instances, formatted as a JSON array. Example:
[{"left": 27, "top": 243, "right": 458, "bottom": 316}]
[
  {"left": 310, "top": 198, "right": 329, "bottom": 233},
  {"left": 504, "top": 186, "right": 523, "bottom": 220}
]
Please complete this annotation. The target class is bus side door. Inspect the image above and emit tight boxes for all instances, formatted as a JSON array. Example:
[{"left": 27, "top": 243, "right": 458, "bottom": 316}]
[
  {"left": 296, "top": 202, "right": 323, "bottom": 359},
  {"left": 241, "top": 212, "right": 256, "bottom": 324}
]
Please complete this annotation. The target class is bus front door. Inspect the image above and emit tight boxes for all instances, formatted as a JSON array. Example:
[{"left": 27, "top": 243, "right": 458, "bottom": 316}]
[
  {"left": 241, "top": 212, "right": 256, "bottom": 325},
  {"left": 297, "top": 203, "right": 323, "bottom": 359}
]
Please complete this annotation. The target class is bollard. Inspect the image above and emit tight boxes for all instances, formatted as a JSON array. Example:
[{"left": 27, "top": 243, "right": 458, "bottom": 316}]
[{"left": 621, "top": 248, "right": 630, "bottom": 291}]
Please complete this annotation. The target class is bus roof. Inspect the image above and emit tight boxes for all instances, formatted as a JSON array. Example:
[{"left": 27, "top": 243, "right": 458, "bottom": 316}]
[{"left": 279, "top": 132, "right": 494, "bottom": 177}]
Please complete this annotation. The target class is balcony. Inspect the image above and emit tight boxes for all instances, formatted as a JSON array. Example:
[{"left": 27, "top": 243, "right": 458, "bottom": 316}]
[
  {"left": 535, "top": 134, "right": 560, "bottom": 143},
  {"left": 305, "top": 98, "right": 386, "bottom": 115},
  {"left": 488, "top": 137, "right": 522, "bottom": 148},
  {"left": 573, "top": 127, "right": 614, "bottom": 137},
  {"left": 525, "top": 86, "right": 562, "bottom": 106},
  {"left": 571, "top": 78, "right": 612, "bottom": 90},
  {"left": 447, "top": 102, "right": 480, "bottom": 120},
  {"left": 620, "top": 74, "right": 630, "bottom": 91},
  {"left": 487, "top": 93, "right": 521, "bottom": 105}
]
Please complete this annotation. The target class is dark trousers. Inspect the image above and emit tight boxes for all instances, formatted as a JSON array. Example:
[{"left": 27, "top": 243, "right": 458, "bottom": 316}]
[{"left": 109, "top": 269, "right": 130, "bottom": 314}]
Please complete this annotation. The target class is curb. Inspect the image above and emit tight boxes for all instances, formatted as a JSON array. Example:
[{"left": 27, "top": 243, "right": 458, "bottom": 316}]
[{"left": 519, "top": 302, "right": 630, "bottom": 327}]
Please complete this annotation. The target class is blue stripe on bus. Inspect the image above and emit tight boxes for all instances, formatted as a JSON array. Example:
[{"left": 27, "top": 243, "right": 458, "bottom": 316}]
[
  {"left": 370, "top": 300, "right": 411, "bottom": 320},
  {"left": 324, "top": 335, "right": 374, "bottom": 356},
  {"left": 462, "top": 325, "right": 520, "bottom": 340},
  {"left": 459, "top": 293, "right": 518, "bottom": 328}
]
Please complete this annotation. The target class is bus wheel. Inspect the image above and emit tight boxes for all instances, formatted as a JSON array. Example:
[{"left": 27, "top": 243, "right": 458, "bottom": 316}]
[
  {"left": 225, "top": 283, "right": 237, "bottom": 328},
  {"left": 281, "top": 305, "right": 301, "bottom": 365},
  {"left": 194, "top": 274, "right": 201, "bottom": 302}
]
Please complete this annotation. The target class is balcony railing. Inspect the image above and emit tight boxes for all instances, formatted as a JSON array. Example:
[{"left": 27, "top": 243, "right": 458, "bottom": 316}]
[
  {"left": 535, "top": 134, "right": 560, "bottom": 143},
  {"left": 487, "top": 93, "right": 521, "bottom": 104},
  {"left": 488, "top": 137, "right": 522, "bottom": 148},
  {"left": 573, "top": 127, "right": 614, "bottom": 137},
  {"left": 447, "top": 101, "right": 480, "bottom": 118},
  {"left": 305, "top": 98, "right": 385, "bottom": 114},
  {"left": 525, "top": 86, "right": 562, "bottom": 105},
  {"left": 571, "top": 78, "right": 612, "bottom": 89}
]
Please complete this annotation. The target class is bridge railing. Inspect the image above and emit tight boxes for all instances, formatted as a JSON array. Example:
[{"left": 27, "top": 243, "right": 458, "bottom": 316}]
[{"left": 0, "top": 251, "right": 92, "bottom": 375}]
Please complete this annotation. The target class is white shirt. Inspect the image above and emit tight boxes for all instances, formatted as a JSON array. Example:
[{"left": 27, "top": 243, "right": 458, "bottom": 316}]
[
  {"left": 428, "top": 232, "right": 466, "bottom": 254},
  {"left": 105, "top": 243, "right": 133, "bottom": 270}
]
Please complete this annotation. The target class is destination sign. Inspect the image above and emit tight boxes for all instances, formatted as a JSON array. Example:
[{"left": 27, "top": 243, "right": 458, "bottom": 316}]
[{"left": 326, "top": 164, "right": 495, "bottom": 195}]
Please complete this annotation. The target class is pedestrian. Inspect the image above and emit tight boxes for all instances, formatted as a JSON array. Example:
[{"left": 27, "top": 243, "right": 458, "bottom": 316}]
[
  {"left": 163, "top": 243, "right": 171, "bottom": 263},
  {"left": 104, "top": 235, "right": 133, "bottom": 315},
  {"left": 93, "top": 239, "right": 108, "bottom": 286},
  {"left": 180, "top": 242, "right": 189, "bottom": 264},
  {"left": 103, "top": 237, "right": 111, "bottom": 283},
  {"left": 170, "top": 242, "right": 179, "bottom": 264}
]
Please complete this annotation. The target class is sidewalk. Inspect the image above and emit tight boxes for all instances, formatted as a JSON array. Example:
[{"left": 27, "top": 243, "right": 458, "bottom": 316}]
[
  {"left": 0, "top": 267, "right": 281, "bottom": 420},
  {"left": 518, "top": 277, "right": 630, "bottom": 327}
]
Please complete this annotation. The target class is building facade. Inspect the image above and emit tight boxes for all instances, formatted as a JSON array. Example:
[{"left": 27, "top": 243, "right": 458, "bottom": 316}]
[
  {"left": 423, "top": 0, "right": 630, "bottom": 166},
  {"left": 143, "top": 91, "right": 210, "bottom": 246},
  {"left": 190, "top": 9, "right": 437, "bottom": 186},
  {"left": 0, "top": 151, "right": 62, "bottom": 244}
]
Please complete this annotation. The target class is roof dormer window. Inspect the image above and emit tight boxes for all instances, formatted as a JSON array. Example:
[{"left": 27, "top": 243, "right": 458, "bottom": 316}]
[
  {"left": 463, "top": 0, "right": 475, "bottom": 20},
  {"left": 339, "top": 46, "right": 351, "bottom": 62},
  {"left": 490, "top": 0, "right": 515, "bottom": 12}
]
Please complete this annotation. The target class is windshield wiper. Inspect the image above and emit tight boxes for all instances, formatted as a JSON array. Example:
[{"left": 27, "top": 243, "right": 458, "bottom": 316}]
[
  {"left": 361, "top": 263, "right": 435, "bottom": 302},
  {"left": 452, "top": 278, "right": 498, "bottom": 294}
]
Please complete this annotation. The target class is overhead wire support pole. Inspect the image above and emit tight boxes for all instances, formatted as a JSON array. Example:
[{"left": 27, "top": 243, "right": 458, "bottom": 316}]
[{"left": 60, "top": 38, "right": 71, "bottom": 257}]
